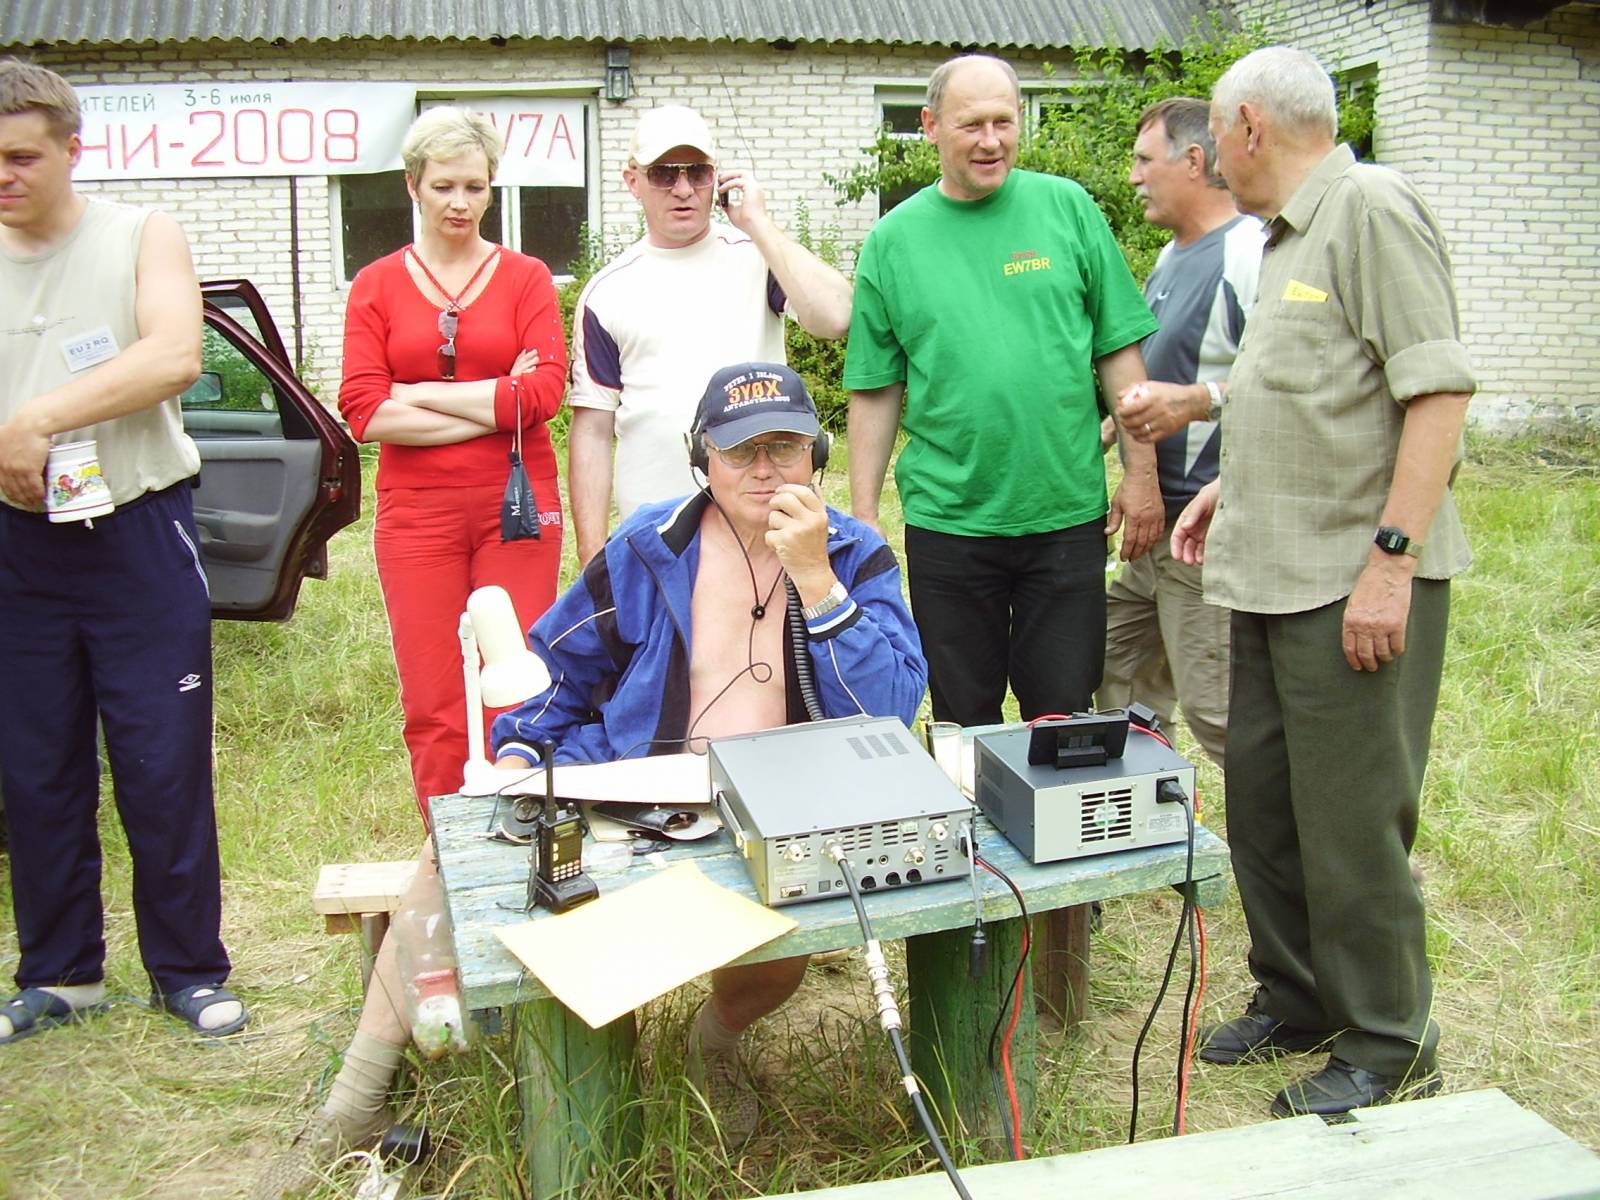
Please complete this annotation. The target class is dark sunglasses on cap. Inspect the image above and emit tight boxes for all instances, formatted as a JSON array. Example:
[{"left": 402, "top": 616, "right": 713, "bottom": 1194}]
[
  {"left": 437, "top": 308, "right": 458, "bottom": 380},
  {"left": 644, "top": 161, "right": 716, "bottom": 190}
]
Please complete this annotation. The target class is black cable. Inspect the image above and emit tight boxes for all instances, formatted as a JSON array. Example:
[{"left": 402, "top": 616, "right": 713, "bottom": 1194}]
[
  {"left": 1126, "top": 792, "right": 1198, "bottom": 1144},
  {"left": 785, "top": 576, "right": 825, "bottom": 721},
  {"left": 828, "top": 847, "right": 973, "bottom": 1200},
  {"left": 1173, "top": 799, "right": 1199, "bottom": 1135},
  {"left": 976, "top": 854, "right": 1031, "bottom": 1161}
]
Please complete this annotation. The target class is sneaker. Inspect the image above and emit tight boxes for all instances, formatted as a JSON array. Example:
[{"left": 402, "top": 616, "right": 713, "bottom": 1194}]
[
  {"left": 685, "top": 1004, "right": 759, "bottom": 1149},
  {"left": 249, "top": 1104, "right": 392, "bottom": 1200}
]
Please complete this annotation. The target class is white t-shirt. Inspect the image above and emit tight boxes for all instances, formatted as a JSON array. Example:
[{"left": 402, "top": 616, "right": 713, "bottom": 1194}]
[{"left": 569, "top": 228, "right": 788, "bottom": 517}]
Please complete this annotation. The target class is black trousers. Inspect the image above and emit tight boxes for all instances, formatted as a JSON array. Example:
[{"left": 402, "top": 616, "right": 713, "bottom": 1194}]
[
  {"left": 904, "top": 519, "right": 1107, "bottom": 726},
  {"left": 1227, "top": 581, "right": 1449, "bottom": 1076},
  {"left": 0, "top": 483, "right": 230, "bottom": 994}
]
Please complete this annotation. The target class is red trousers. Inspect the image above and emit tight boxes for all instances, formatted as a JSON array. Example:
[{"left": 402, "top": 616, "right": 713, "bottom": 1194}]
[{"left": 375, "top": 480, "right": 561, "bottom": 824}]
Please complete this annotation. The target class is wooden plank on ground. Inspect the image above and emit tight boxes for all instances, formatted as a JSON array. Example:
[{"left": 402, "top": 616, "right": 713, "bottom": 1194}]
[{"left": 754, "top": 1089, "right": 1600, "bottom": 1199}]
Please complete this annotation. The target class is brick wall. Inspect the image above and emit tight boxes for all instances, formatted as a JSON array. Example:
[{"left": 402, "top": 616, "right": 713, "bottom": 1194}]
[
  {"left": 1234, "top": 0, "right": 1600, "bottom": 431},
  {"left": 11, "top": 38, "right": 1062, "bottom": 399}
]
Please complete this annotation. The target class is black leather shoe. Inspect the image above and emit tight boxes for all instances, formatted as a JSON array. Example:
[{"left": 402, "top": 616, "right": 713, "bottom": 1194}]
[
  {"left": 1271, "top": 1056, "right": 1442, "bottom": 1118},
  {"left": 1197, "top": 1006, "right": 1328, "bottom": 1065}
]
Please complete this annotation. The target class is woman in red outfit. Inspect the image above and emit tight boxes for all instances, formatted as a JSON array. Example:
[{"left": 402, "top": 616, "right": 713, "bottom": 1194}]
[{"left": 340, "top": 108, "right": 566, "bottom": 823}]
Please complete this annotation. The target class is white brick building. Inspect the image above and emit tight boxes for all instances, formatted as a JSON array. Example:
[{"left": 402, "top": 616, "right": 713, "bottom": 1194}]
[
  {"left": 6, "top": 1, "right": 1595, "bottom": 427},
  {"left": 1234, "top": 0, "right": 1600, "bottom": 430}
]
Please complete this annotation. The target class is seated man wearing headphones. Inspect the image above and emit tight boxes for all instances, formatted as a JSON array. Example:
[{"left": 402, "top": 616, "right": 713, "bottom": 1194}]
[{"left": 253, "top": 363, "right": 925, "bottom": 1197}]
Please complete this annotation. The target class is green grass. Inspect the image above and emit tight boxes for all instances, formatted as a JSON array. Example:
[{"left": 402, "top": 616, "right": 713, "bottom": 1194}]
[{"left": 1, "top": 433, "right": 1597, "bottom": 1198}]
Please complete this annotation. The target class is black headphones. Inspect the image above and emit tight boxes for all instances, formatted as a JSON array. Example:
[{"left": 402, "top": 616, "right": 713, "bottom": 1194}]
[{"left": 687, "top": 425, "right": 831, "bottom": 474}]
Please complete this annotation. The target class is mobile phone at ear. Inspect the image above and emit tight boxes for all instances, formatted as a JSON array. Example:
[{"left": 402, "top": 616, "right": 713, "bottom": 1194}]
[{"left": 718, "top": 185, "right": 742, "bottom": 210}]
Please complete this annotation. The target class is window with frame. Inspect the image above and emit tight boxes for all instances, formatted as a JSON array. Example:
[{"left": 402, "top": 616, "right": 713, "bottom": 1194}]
[{"left": 336, "top": 96, "right": 595, "bottom": 282}]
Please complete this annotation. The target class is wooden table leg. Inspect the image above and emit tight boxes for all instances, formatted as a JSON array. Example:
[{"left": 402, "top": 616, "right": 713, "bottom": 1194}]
[
  {"left": 514, "top": 998, "right": 640, "bottom": 1199},
  {"left": 357, "top": 912, "right": 389, "bottom": 992},
  {"left": 1031, "top": 903, "right": 1092, "bottom": 1029},
  {"left": 905, "top": 916, "right": 1035, "bottom": 1159}
]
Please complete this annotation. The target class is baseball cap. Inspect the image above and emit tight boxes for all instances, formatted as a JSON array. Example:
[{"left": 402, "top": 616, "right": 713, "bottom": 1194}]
[
  {"left": 693, "top": 363, "right": 820, "bottom": 448},
  {"left": 630, "top": 105, "right": 717, "bottom": 166}
]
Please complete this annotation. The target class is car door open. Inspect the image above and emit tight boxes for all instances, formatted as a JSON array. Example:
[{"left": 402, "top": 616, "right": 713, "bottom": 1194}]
[{"left": 185, "top": 281, "right": 360, "bottom": 621}]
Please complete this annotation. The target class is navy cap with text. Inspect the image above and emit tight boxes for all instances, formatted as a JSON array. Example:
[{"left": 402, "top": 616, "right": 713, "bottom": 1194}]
[{"left": 692, "top": 362, "right": 820, "bottom": 448}]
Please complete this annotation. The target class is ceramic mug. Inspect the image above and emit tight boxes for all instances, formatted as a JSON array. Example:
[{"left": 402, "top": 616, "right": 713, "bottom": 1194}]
[{"left": 46, "top": 439, "right": 115, "bottom": 524}]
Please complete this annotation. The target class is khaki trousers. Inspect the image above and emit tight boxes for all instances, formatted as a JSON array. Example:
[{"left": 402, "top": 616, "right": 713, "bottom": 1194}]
[{"left": 1099, "top": 537, "right": 1230, "bottom": 768}]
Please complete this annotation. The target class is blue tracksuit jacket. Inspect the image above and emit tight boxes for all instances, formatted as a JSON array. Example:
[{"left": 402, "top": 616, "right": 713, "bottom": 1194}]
[{"left": 491, "top": 489, "right": 927, "bottom": 763}]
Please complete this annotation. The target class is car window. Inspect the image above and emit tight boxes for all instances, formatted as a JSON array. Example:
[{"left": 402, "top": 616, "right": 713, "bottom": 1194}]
[
  {"left": 205, "top": 290, "right": 270, "bottom": 346},
  {"left": 181, "top": 325, "right": 286, "bottom": 439}
]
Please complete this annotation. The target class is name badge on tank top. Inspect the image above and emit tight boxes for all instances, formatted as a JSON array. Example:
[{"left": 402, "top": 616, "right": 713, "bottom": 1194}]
[{"left": 60, "top": 325, "right": 119, "bottom": 373}]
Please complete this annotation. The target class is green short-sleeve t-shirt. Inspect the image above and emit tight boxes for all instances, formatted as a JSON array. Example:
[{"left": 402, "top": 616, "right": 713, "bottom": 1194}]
[{"left": 845, "top": 169, "right": 1157, "bottom": 537}]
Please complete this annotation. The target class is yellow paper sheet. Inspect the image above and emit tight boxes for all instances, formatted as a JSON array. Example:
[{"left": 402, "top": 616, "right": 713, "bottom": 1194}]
[{"left": 495, "top": 861, "right": 796, "bottom": 1029}]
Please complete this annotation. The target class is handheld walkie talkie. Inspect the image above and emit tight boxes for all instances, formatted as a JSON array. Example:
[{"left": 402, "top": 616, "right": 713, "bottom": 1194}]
[{"left": 528, "top": 740, "right": 598, "bottom": 914}]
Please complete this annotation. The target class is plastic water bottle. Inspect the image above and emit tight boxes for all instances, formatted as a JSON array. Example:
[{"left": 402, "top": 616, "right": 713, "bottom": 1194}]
[{"left": 391, "top": 858, "right": 473, "bottom": 1059}]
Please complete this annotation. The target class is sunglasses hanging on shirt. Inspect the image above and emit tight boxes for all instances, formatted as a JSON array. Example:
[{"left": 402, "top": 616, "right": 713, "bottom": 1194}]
[{"left": 407, "top": 244, "right": 501, "bottom": 383}]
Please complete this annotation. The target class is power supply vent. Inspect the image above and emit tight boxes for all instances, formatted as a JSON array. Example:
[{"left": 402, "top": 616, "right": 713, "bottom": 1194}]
[
  {"left": 1079, "top": 789, "right": 1134, "bottom": 844},
  {"left": 846, "top": 731, "right": 915, "bottom": 761}
]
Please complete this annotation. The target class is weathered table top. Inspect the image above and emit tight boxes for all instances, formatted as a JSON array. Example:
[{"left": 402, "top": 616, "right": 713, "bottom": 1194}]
[{"left": 431, "top": 791, "right": 1229, "bottom": 1012}]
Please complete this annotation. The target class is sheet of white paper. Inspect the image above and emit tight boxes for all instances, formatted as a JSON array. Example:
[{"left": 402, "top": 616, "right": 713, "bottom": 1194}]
[
  {"left": 495, "top": 862, "right": 796, "bottom": 1029},
  {"left": 489, "top": 752, "right": 712, "bottom": 806}
]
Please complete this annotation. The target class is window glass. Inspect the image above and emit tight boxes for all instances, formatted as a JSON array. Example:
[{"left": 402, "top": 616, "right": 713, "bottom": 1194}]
[
  {"left": 878, "top": 100, "right": 927, "bottom": 217},
  {"left": 340, "top": 169, "right": 411, "bottom": 279},
  {"left": 518, "top": 186, "right": 587, "bottom": 276},
  {"left": 182, "top": 325, "right": 285, "bottom": 438}
]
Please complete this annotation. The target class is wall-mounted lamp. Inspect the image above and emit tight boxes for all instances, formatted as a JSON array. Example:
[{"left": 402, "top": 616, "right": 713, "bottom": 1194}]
[{"left": 604, "top": 45, "right": 632, "bottom": 102}]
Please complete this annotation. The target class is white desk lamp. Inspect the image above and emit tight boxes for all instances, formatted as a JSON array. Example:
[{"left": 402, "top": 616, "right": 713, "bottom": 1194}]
[{"left": 459, "top": 585, "right": 551, "bottom": 796}]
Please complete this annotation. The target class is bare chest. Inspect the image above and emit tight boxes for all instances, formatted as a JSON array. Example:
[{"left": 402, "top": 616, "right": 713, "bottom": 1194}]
[{"left": 687, "top": 536, "right": 788, "bottom": 743}]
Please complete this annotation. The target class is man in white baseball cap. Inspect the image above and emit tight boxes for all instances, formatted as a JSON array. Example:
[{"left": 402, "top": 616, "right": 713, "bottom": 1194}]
[{"left": 567, "top": 104, "right": 853, "bottom": 567}]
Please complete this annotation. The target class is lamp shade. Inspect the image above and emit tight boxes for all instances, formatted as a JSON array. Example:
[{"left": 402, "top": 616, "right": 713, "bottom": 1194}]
[{"left": 467, "top": 585, "right": 552, "bottom": 708}]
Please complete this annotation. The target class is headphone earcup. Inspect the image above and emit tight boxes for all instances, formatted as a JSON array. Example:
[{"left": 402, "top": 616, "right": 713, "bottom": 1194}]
[
  {"left": 812, "top": 430, "right": 831, "bottom": 471},
  {"left": 687, "top": 430, "right": 708, "bottom": 474}
]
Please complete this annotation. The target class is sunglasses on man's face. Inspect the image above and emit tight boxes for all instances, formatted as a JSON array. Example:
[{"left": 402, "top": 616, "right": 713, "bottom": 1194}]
[
  {"left": 710, "top": 438, "right": 815, "bottom": 469},
  {"left": 644, "top": 161, "right": 716, "bottom": 190},
  {"left": 437, "top": 308, "right": 458, "bottom": 381}
]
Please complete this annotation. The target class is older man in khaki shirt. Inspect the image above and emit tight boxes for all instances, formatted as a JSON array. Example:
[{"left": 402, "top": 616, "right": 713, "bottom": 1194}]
[{"left": 1162, "top": 47, "right": 1473, "bottom": 1120}]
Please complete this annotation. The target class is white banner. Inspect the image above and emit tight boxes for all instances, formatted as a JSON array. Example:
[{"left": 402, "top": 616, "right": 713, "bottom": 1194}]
[
  {"left": 425, "top": 97, "right": 586, "bottom": 188},
  {"left": 73, "top": 82, "right": 419, "bottom": 180}
]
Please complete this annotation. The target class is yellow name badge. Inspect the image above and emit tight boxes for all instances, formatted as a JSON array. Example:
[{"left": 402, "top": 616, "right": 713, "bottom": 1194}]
[{"left": 1283, "top": 279, "right": 1328, "bottom": 303}]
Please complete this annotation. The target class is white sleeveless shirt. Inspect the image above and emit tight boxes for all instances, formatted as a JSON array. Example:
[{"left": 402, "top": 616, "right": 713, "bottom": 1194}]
[{"left": 0, "top": 199, "right": 200, "bottom": 509}]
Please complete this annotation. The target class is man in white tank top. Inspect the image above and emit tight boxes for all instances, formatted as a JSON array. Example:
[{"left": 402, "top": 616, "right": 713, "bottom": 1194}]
[{"left": 0, "top": 60, "right": 245, "bottom": 1044}]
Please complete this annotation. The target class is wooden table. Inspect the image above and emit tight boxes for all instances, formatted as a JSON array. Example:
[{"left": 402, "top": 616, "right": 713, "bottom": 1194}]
[{"left": 431, "top": 781, "right": 1229, "bottom": 1198}]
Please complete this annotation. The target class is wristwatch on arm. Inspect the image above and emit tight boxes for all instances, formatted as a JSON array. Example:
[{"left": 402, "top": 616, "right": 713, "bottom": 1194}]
[
  {"left": 1374, "top": 526, "right": 1423, "bottom": 557},
  {"left": 1203, "top": 380, "right": 1223, "bottom": 423},
  {"left": 801, "top": 580, "right": 849, "bottom": 621}
]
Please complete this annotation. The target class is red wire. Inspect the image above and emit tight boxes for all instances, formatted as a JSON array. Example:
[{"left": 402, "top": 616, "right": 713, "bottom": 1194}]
[
  {"left": 1025, "top": 713, "right": 1074, "bottom": 726},
  {"left": 1000, "top": 914, "right": 1030, "bottom": 1159},
  {"left": 1128, "top": 722, "right": 1173, "bottom": 749},
  {"left": 1175, "top": 907, "right": 1209, "bottom": 1134}
]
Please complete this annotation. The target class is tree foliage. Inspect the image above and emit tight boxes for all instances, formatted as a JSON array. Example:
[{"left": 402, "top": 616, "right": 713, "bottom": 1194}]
[{"left": 829, "top": 18, "right": 1267, "bottom": 281}]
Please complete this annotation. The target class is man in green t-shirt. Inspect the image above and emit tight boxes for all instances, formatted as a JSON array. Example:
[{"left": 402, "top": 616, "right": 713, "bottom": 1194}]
[{"left": 845, "top": 53, "right": 1163, "bottom": 725}]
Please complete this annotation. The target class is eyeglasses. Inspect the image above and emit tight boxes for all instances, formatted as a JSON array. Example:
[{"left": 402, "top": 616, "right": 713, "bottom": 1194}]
[
  {"left": 643, "top": 161, "right": 716, "bottom": 190},
  {"left": 437, "top": 308, "right": 458, "bottom": 380},
  {"left": 709, "top": 438, "right": 814, "bottom": 469}
]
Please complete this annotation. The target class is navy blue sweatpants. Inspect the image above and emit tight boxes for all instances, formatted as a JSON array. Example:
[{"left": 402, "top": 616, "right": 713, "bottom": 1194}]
[{"left": 0, "top": 482, "right": 230, "bottom": 994}]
